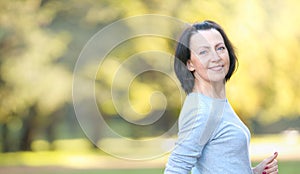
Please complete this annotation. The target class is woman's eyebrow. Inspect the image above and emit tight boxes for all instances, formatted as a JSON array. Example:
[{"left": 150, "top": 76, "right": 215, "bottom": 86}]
[
  {"left": 215, "top": 42, "right": 225, "bottom": 47},
  {"left": 195, "top": 45, "right": 210, "bottom": 50}
]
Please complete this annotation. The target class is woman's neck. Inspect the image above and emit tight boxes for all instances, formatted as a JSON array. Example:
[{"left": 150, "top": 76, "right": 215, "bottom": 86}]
[{"left": 192, "top": 79, "right": 226, "bottom": 99}]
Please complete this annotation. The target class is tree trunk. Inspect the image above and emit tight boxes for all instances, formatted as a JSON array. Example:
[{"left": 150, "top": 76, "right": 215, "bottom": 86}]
[
  {"left": 20, "top": 106, "right": 37, "bottom": 151},
  {"left": 1, "top": 123, "right": 10, "bottom": 152}
]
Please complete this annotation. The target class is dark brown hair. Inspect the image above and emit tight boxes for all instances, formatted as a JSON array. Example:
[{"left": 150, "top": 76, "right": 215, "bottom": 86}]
[{"left": 174, "top": 20, "right": 238, "bottom": 94}]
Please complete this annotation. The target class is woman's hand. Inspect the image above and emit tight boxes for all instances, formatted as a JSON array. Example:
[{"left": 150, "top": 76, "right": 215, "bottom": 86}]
[{"left": 252, "top": 152, "right": 278, "bottom": 174}]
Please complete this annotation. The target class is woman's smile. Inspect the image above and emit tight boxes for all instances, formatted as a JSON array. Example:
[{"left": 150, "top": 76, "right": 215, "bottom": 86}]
[{"left": 208, "top": 64, "right": 224, "bottom": 71}]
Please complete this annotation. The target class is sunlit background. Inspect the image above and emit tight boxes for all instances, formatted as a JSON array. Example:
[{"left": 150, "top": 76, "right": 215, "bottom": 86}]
[{"left": 0, "top": 0, "right": 300, "bottom": 173}]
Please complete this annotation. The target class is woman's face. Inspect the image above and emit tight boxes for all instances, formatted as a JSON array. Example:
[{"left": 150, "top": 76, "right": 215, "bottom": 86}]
[{"left": 187, "top": 29, "right": 230, "bottom": 84}]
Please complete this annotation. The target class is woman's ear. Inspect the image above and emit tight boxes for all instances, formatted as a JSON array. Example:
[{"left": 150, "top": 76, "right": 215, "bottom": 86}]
[{"left": 187, "top": 59, "right": 195, "bottom": 71}]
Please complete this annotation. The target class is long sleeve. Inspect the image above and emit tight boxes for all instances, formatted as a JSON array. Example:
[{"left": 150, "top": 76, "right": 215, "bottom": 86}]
[
  {"left": 164, "top": 106, "right": 209, "bottom": 174},
  {"left": 164, "top": 93, "right": 252, "bottom": 174}
]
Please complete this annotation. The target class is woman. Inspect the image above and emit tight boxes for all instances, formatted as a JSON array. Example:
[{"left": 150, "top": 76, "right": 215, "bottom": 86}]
[{"left": 164, "top": 20, "right": 278, "bottom": 174}]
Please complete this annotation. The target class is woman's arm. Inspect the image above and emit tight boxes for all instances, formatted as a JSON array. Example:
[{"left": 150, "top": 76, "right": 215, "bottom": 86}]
[{"left": 164, "top": 109, "right": 208, "bottom": 174}]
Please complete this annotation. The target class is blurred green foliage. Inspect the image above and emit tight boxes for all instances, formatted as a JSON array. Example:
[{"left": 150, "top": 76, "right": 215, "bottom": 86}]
[{"left": 0, "top": 0, "right": 300, "bottom": 152}]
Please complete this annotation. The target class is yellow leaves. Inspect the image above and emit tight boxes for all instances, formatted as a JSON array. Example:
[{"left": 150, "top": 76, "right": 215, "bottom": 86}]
[
  {"left": 1, "top": 29, "right": 72, "bottom": 114},
  {"left": 1, "top": 0, "right": 300, "bottom": 126},
  {"left": 96, "top": 57, "right": 167, "bottom": 120},
  {"left": 85, "top": 6, "right": 120, "bottom": 25},
  {"left": 222, "top": 0, "right": 300, "bottom": 123},
  {"left": 0, "top": 1, "right": 72, "bottom": 118},
  {"left": 129, "top": 80, "right": 168, "bottom": 117},
  {"left": 27, "top": 31, "right": 71, "bottom": 63},
  {"left": 96, "top": 58, "right": 121, "bottom": 86},
  {"left": 129, "top": 82, "right": 153, "bottom": 116},
  {"left": 135, "top": 37, "right": 164, "bottom": 52},
  {"left": 116, "top": 0, "right": 147, "bottom": 17},
  {"left": 100, "top": 100, "right": 117, "bottom": 116},
  {"left": 2, "top": 56, "right": 72, "bottom": 116},
  {"left": 36, "top": 66, "right": 72, "bottom": 115},
  {"left": 177, "top": 0, "right": 220, "bottom": 22}
]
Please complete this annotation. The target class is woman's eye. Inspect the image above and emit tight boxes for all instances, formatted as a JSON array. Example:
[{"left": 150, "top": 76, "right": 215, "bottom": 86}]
[
  {"left": 199, "top": 50, "right": 207, "bottom": 55},
  {"left": 217, "top": 46, "right": 225, "bottom": 51}
]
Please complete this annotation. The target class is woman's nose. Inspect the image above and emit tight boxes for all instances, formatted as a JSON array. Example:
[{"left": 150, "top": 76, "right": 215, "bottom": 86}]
[{"left": 211, "top": 50, "right": 221, "bottom": 62}]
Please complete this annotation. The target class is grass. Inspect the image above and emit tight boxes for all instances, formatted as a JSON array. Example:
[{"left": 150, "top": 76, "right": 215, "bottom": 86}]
[
  {"left": 1, "top": 163, "right": 300, "bottom": 174},
  {"left": 0, "top": 153, "right": 299, "bottom": 174},
  {"left": 1, "top": 134, "right": 300, "bottom": 174},
  {"left": 0, "top": 168, "right": 164, "bottom": 174},
  {"left": 56, "top": 163, "right": 300, "bottom": 174},
  {"left": 47, "top": 168, "right": 164, "bottom": 174}
]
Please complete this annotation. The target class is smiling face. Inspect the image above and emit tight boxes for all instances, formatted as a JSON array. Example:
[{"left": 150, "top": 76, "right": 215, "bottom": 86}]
[{"left": 187, "top": 29, "right": 230, "bottom": 85}]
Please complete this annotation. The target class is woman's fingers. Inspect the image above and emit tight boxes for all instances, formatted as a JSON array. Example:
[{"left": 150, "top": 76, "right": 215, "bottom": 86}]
[
  {"left": 253, "top": 152, "right": 279, "bottom": 174},
  {"left": 267, "top": 158, "right": 278, "bottom": 167},
  {"left": 263, "top": 154, "right": 278, "bottom": 174},
  {"left": 263, "top": 152, "right": 278, "bottom": 165},
  {"left": 261, "top": 152, "right": 278, "bottom": 174},
  {"left": 264, "top": 160, "right": 278, "bottom": 174},
  {"left": 265, "top": 167, "right": 278, "bottom": 174}
]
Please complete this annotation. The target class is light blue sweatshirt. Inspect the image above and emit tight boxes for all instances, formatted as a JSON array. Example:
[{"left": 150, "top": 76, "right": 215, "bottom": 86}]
[{"left": 164, "top": 93, "right": 253, "bottom": 174}]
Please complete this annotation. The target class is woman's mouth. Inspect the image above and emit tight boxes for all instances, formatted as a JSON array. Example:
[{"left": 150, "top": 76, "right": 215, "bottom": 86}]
[{"left": 209, "top": 65, "right": 224, "bottom": 71}]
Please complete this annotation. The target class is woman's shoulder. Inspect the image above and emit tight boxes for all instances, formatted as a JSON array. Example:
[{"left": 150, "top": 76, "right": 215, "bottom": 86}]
[
  {"left": 178, "top": 93, "right": 227, "bottom": 127},
  {"left": 178, "top": 94, "right": 210, "bottom": 126},
  {"left": 181, "top": 93, "right": 211, "bottom": 113}
]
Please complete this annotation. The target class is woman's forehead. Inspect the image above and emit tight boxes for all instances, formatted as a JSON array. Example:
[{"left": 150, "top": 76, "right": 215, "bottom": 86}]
[{"left": 190, "top": 29, "right": 224, "bottom": 48}]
